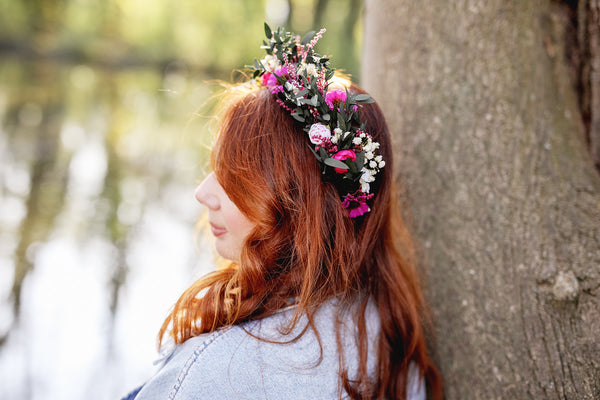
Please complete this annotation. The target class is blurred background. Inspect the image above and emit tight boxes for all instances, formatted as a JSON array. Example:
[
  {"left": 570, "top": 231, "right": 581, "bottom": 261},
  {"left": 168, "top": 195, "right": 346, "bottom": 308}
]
[{"left": 0, "top": 0, "right": 363, "bottom": 398}]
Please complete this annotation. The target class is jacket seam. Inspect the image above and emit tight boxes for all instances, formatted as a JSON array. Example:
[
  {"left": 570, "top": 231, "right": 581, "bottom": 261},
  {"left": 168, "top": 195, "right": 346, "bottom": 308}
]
[{"left": 167, "top": 329, "right": 230, "bottom": 400}]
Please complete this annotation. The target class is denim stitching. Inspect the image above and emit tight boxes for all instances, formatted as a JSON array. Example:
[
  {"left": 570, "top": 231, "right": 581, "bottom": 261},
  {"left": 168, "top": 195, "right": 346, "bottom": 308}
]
[{"left": 167, "top": 329, "right": 230, "bottom": 399}]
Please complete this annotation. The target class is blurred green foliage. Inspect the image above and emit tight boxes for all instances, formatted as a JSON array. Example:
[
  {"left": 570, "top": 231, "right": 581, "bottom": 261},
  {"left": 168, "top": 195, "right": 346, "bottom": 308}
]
[
  {"left": 0, "top": 0, "right": 363, "bottom": 79},
  {"left": 0, "top": 0, "right": 364, "bottom": 348}
]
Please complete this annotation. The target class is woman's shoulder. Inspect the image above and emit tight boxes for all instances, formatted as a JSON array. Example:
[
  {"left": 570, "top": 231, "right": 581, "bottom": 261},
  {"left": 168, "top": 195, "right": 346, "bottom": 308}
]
[
  {"left": 134, "top": 302, "right": 345, "bottom": 399},
  {"left": 132, "top": 299, "right": 423, "bottom": 399}
]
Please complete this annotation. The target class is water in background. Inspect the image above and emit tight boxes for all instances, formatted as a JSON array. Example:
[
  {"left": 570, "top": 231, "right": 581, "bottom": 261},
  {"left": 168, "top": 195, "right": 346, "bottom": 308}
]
[
  {"left": 0, "top": 1, "right": 364, "bottom": 397},
  {"left": 0, "top": 58, "right": 217, "bottom": 399}
]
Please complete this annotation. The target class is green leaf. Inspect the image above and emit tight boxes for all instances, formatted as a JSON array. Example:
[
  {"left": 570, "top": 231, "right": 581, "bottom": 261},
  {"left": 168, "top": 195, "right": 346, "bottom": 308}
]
[
  {"left": 298, "top": 98, "right": 313, "bottom": 105},
  {"left": 296, "top": 88, "right": 309, "bottom": 97},
  {"left": 301, "top": 31, "right": 316, "bottom": 45},
  {"left": 355, "top": 151, "right": 365, "bottom": 170},
  {"left": 291, "top": 112, "right": 305, "bottom": 122},
  {"left": 348, "top": 161, "right": 358, "bottom": 174},
  {"left": 253, "top": 59, "right": 260, "bottom": 70},
  {"left": 310, "top": 95, "right": 318, "bottom": 106},
  {"left": 324, "top": 157, "right": 350, "bottom": 170},
  {"left": 308, "top": 145, "right": 322, "bottom": 161},
  {"left": 322, "top": 113, "right": 330, "bottom": 121},
  {"left": 319, "top": 148, "right": 328, "bottom": 160},
  {"left": 354, "top": 94, "right": 371, "bottom": 102},
  {"left": 264, "top": 23, "right": 272, "bottom": 39}
]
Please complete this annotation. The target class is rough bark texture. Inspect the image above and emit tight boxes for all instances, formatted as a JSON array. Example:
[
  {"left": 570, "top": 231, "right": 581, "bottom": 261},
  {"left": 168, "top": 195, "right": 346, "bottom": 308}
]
[
  {"left": 579, "top": 0, "right": 600, "bottom": 168},
  {"left": 362, "top": 1, "right": 600, "bottom": 399}
]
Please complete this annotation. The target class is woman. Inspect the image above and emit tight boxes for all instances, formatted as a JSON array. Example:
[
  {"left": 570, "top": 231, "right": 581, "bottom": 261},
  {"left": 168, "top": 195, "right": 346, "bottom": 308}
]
[{"left": 129, "top": 25, "right": 442, "bottom": 400}]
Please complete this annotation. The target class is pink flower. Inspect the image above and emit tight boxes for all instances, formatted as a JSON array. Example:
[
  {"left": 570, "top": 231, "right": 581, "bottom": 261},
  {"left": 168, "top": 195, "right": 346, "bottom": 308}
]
[
  {"left": 261, "top": 72, "right": 277, "bottom": 87},
  {"left": 332, "top": 149, "right": 356, "bottom": 173},
  {"left": 308, "top": 123, "right": 331, "bottom": 145},
  {"left": 274, "top": 65, "right": 288, "bottom": 78},
  {"left": 341, "top": 191, "right": 374, "bottom": 218},
  {"left": 325, "top": 89, "right": 347, "bottom": 110}
]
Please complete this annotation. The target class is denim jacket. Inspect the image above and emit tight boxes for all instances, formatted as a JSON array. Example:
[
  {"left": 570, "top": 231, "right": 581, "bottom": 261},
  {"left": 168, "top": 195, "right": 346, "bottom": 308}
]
[{"left": 131, "top": 299, "right": 425, "bottom": 399}]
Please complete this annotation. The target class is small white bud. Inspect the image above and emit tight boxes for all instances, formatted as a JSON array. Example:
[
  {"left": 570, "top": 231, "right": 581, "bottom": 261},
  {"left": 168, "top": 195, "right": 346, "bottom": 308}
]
[
  {"left": 378, "top": 160, "right": 386, "bottom": 168},
  {"left": 352, "top": 137, "right": 362, "bottom": 145},
  {"left": 369, "top": 160, "right": 377, "bottom": 168}
]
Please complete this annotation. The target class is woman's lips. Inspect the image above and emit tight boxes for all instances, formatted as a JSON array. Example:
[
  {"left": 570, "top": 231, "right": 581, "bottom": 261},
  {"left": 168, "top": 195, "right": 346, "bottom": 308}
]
[{"left": 210, "top": 223, "right": 227, "bottom": 237}]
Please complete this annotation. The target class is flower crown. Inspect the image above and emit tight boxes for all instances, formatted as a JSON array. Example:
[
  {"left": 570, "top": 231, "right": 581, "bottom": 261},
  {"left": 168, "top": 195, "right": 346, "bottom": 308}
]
[{"left": 248, "top": 24, "right": 385, "bottom": 218}]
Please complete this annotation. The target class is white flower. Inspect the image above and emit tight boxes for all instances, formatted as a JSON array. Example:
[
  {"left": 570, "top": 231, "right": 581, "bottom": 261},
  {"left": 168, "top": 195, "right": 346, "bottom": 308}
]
[
  {"left": 378, "top": 160, "right": 386, "bottom": 168},
  {"left": 360, "top": 168, "right": 375, "bottom": 192},
  {"left": 333, "top": 127, "right": 343, "bottom": 135},
  {"left": 305, "top": 63, "right": 318, "bottom": 77},
  {"left": 365, "top": 151, "right": 374, "bottom": 160},
  {"left": 262, "top": 55, "right": 279, "bottom": 70},
  {"left": 369, "top": 160, "right": 377, "bottom": 168},
  {"left": 285, "top": 81, "right": 295, "bottom": 91},
  {"left": 352, "top": 137, "right": 362, "bottom": 145},
  {"left": 375, "top": 155, "right": 382, "bottom": 162},
  {"left": 308, "top": 123, "right": 331, "bottom": 145}
]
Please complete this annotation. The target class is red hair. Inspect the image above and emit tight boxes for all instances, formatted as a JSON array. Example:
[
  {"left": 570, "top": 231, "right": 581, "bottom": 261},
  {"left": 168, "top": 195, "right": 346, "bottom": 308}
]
[{"left": 159, "top": 82, "right": 442, "bottom": 399}]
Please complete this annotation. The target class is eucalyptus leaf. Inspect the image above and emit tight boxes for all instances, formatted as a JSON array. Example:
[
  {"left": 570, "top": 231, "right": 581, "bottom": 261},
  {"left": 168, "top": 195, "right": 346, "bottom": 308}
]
[
  {"left": 348, "top": 161, "right": 358, "bottom": 174},
  {"left": 296, "top": 88, "right": 309, "bottom": 97},
  {"left": 324, "top": 157, "right": 350, "bottom": 170},
  {"left": 322, "top": 113, "right": 330, "bottom": 121},
  {"left": 308, "top": 145, "right": 322, "bottom": 161},
  {"left": 301, "top": 31, "right": 316, "bottom": 45},
  {"left": 354, "top": 94, "right": 371, "bottom": 102},
  {"left": 291, "top": 112, "right": 305, "bottom": 122},
  {"left": 264, "top": 23, "right": 272, "bottom": 39},
  {"left": 355, "top": 151, "right": 365, "bottom": 170},
  {"left": 319, "top": 148, "right": 328, "bottom": 160}
]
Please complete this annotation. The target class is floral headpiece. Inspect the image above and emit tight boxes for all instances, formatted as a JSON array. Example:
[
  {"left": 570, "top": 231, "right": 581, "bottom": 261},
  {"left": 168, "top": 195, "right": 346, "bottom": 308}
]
[{"left": 249, "top": 24, "right": 385, "bottom": 218}]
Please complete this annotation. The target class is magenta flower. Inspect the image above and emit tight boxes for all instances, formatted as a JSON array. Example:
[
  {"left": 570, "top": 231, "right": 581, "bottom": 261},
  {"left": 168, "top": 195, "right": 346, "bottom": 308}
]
[
  {"left": 261, "top": 72, "right": 276, "bottom": 87},
  {"left": 341, "top": 191, "right": 374, "bottom": 218},
  {"left": 273, "top": 66, "right": 288, "bottom": 78},
  {"left": 325, "top": 89, "right": 347, "bottom": 110},
  {"left": 332, "top": 149, "right": 356, "bottom": 173}
]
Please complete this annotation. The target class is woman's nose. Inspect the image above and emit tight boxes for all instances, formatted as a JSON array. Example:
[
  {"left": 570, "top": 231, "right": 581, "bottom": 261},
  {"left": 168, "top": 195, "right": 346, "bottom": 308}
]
[{"left": 194, "top": 172, "right": 220, "bottom": 210}]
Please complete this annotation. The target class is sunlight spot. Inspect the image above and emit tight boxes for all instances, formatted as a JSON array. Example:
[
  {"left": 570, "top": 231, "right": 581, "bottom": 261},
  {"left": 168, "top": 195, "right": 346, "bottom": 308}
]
[
  {"left": 61, "top": 122, "right": 86, "bottom": 151},
  {"left": 2, "top": 163, "right": 30, "bottom": 196},
  {"left": 70, "top": 65, "right": 96, "bottom": 90},
  {"left": 0, "top": 195, "right": 26, "bottom": 228},
  {"left": 68, "top": 140, "right": 108, "bottom": 198},
  {"left": 265, "top": 0, "right": 290, "bottom": 26}
]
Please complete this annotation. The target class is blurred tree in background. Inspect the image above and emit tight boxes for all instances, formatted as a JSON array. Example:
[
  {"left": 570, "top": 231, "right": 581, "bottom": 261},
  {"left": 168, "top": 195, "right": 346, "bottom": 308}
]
[{"left": 0, "top": 1, "right": 364, "bottom": 399}]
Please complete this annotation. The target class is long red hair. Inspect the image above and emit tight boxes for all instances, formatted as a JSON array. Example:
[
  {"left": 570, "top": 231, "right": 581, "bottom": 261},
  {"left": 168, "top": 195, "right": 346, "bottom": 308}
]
[{"left": 159, "top": 81, "right": 442, "bottom": 399}]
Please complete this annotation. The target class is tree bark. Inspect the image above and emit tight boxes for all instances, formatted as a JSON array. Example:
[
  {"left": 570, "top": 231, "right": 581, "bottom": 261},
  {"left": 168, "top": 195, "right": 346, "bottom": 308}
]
[{"left": 362, "top": 1, "right": 600, "bottom": 399}]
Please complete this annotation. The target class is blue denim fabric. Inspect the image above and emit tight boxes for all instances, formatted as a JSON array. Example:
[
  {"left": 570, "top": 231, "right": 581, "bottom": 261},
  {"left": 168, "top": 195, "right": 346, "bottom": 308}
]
[{"left": 133, "top": 299, "right": 425, "bottom": 399}]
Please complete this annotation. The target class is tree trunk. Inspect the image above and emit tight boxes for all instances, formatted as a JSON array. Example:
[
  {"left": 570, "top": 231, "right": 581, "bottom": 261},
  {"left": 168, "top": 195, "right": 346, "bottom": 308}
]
[{"left": 362, "top": 1, "right": 600, "bottom": 399}]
